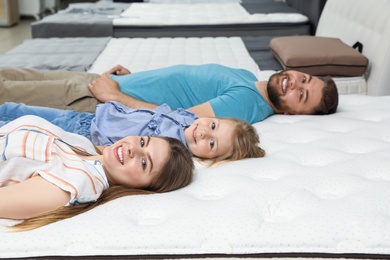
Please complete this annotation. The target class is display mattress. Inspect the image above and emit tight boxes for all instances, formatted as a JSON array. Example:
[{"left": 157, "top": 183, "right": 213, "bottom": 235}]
[{"left": 1, "top": 94, "right": 390, "bottom": 259}]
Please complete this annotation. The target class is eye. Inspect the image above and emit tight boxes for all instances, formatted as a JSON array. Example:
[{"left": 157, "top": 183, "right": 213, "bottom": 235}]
[
  {"left": 211, "top": 122, "right": 216, "bottom": 130},
  {"left": 210, "top": 139, "right": 215, "bottom": 149},
  {"left": 141, "top": 158, "right": 147, "bottom": 170},
  {"left": 299, "top": 90, "right": 304, "bottom": 101},
  {"left": 140, "top": 137, "right": 145, "bottom": 147},
  {"left": 302, "top": 75, "right": 306, "bottom": 83}
]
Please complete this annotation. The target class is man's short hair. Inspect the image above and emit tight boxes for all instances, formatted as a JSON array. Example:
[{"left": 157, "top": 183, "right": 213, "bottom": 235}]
[{"left": 314, "top": 76, "right": 339, "bottom": 115}]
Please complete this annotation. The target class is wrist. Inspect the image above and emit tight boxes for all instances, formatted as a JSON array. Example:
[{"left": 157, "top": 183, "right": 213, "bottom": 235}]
[{"left": 116, "top": 92, "right": 132, "bottom": 106}]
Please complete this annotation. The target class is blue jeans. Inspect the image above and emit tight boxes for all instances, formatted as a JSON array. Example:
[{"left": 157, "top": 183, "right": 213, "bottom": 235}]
[{"left": 0, "top": 102, "right": 95, "bottom": 140}]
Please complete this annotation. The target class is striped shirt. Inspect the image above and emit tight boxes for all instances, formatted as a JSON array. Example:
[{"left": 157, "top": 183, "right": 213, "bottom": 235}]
[{"left": 0, "top": 116, "right": 109, "bottom": 205}]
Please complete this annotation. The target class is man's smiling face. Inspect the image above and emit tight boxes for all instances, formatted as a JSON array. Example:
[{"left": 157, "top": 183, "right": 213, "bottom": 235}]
[{"left": 267, "top": 70, "right": 324, "bottom": 115}]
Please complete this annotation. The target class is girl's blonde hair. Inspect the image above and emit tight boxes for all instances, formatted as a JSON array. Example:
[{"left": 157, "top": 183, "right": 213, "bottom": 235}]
[
  {"left": 11, "top": 137, "right": 194, "bottom": 231},
  {"left": 207, "top": 118, "right": 265, "bottom": 166}
]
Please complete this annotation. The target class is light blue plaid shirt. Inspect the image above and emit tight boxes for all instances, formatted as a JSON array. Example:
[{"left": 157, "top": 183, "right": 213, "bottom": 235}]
[{"left": 90, "top": 101, "right": 198, "bottom": 148}]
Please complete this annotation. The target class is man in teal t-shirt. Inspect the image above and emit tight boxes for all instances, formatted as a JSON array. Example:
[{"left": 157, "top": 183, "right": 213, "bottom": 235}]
[
  {"left": 109, "top": 64, "right": 272, "bottom": 124},
  {"left": 89, "top": 64, "right": 338, "bottom": 124}
]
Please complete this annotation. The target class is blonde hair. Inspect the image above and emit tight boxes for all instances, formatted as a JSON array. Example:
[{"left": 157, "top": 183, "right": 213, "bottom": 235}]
[
  {"left": 11, "top": 137, "right": 194, "bottom": 231},
  {"left": 206, "top": 118, "right": 265, "bottom": 166}
]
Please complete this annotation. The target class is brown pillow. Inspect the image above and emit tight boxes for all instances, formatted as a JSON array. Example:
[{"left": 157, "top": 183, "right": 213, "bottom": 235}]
[{"left": 269, "top": 36, "right": 369, "bottom": 76}]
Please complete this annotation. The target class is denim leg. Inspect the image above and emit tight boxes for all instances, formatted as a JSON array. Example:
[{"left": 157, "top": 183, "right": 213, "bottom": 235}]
[
  {"left": 0, "top": 120, "right": 7, "bottom": 127},
  {"left": 52, "top": 112, "right": 95, "bottom": 140},
  {"left": 0, "top": 102, "right": 95, "bottom": 140},
  {"left": 0, "top": 102, "right": 70, "bottom": 122}
]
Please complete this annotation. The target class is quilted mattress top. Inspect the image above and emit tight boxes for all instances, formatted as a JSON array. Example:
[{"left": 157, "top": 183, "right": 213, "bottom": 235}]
[
  {"left": 1, "top": 94, "right": 390, "bottom": 258},
  {"left": 88, "top": 36, "right": 262, "bottom": 78}
]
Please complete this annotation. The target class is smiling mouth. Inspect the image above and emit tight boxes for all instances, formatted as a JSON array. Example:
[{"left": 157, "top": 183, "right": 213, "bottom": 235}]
[
  {"left": 281, "top": 77, "right": 287, "bottom": 94},
  {"left": 192, "top": 125, "right": 197, "bottom": 143},
  {"left": 115, "top": 146, "right": 124, "bottom": 165}
]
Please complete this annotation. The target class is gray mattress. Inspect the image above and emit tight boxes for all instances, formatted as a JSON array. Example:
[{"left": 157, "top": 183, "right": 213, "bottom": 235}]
[
  {"left": 0, "top": 36, "right": 282, "bottom": 72},
  {"left": 31, "top": 0, "right": 311, "bottom": 38},
  {"left": 0, "top": 38, "right": 111, "bottom": 71}
]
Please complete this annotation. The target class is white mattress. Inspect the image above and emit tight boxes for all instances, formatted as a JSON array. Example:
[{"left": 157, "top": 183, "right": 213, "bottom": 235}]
[
  {"left": 1, "top": 94, "right": 390, "bottom": 258},
  {"left": 88, "top": 37, "right": 262, "bottom": 78},
  {"left": 332, "top": 76, "right": 367, "bottom": 95},
  {"left": 113, "top": 3, "right": 308, "bottom": 26}
]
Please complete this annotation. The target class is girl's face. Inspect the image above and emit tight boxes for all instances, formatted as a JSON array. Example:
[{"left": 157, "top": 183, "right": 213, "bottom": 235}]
[
  {"left": 103, "top": 136, "right": 169, "bottom": 188},
  {"left": 184, "top": 118, "right": 235, "bottom": 159}
]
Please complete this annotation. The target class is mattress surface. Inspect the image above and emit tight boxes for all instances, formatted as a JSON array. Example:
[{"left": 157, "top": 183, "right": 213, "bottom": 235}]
[
  {"left": 1, "top": 94, "right": 390, "bottom": 258},
  {"left": 114, "top": 3, "right": 308, "bottom": 26},
  {"left": 88, "top": 37, "right": 261, "bottom": 78}
]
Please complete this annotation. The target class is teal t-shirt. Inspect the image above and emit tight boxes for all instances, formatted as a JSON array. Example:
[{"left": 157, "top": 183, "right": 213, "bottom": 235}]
[{"left": 110, "top": 64, "right": 274, "bottom": 123}]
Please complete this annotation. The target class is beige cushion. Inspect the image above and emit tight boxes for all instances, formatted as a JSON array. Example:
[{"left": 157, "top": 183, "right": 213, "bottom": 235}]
[{"left": 269, "top": 36, "right": 369, "bottom": 76}]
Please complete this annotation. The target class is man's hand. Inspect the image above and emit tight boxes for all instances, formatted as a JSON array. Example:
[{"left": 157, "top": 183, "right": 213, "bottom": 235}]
[
  {"left": 103, "top": 64, "right": 131, "bottom": 76},
  {"left": 88, "top": 74, "right": 159, "bottom": 110},
  {"left": 88, "top": 74, "right": 123, "bottom": 103}
]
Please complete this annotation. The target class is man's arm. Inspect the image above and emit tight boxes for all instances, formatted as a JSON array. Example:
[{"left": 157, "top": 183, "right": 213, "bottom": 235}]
[
  {"left": 89, "top": 73, "right": 217, "bottom": 117},
  {"left": 88, "top": 74, "right": 158, "bottom": 110},
  {"left": 187, "top": 102, "right": 216, "bottom": 118}
]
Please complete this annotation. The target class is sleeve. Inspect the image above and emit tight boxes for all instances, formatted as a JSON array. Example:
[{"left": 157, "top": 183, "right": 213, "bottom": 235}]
[
  {"left": 0, "top": 115, "right": 97, "bottom": 156},
  {"left": 1, "top": 130, "right": 54, "bottom": 163},
  {"left": 208, "top": 86, "right": 262, "bottom": 123}
]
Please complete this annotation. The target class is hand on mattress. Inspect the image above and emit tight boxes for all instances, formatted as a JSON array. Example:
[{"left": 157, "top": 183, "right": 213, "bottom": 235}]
[
  {"left": 104, "top": 64, "right": 131, "bottom": 76},
  {"left": 88, "top": 74, "right": 122, "bottom": 103}
]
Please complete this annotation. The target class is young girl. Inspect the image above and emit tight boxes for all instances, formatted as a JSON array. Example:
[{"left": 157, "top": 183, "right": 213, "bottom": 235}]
[
  {"left": 0, "top": 102, "right": 265, "bottom": 166},
  {"left": 0, "top": 115, "right": 194, "bottom": 231}
]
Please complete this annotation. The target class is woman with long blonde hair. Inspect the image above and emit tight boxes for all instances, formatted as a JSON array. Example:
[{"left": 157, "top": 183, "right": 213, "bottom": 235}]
[{"left": 0, "top": 115, "right": 194, "bottom": 231}]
